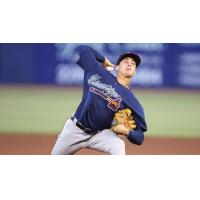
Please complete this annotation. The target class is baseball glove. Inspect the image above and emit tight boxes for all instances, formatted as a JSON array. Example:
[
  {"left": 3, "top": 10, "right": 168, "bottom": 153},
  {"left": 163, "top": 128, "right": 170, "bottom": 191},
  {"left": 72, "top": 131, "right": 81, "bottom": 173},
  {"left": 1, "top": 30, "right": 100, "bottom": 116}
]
[{"left": 111, "top": 108, "right": 136, "bottom": 132}]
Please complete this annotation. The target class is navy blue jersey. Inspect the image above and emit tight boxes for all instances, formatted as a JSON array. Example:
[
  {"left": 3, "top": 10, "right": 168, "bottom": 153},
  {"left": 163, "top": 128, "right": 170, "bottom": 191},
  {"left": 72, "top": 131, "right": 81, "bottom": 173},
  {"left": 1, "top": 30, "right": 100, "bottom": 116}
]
[{"left": 74, "top": 45, "right": 147, "bottom": 145}]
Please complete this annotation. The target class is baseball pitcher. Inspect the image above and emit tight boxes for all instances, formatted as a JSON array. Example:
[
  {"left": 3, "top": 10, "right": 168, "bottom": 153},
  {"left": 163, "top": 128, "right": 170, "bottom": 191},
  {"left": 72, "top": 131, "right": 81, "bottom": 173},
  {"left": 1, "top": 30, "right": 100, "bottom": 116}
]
[{"left": 51, "top": 45, "right": 147, "bottom": 155}]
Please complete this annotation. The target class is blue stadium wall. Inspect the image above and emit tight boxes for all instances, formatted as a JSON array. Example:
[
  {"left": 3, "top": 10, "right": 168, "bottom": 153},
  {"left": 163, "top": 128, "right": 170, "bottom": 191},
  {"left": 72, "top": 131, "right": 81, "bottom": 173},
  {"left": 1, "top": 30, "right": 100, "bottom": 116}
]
[{"left": 0, "top": 43, "right": 200, "bottom": 88}]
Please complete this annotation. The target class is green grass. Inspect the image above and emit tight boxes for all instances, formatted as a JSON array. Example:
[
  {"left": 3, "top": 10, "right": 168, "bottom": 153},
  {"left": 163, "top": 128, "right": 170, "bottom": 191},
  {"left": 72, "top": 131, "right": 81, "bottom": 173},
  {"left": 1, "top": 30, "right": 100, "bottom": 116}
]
[
  {"left": 0, "top": 86, "right": 200, "bottom": 138},
  {"left": 0, "top": 88, "right": 82, "bottom": 134},
  {"left": 135, "top": 90, "right": 200, "bottom": 138}
]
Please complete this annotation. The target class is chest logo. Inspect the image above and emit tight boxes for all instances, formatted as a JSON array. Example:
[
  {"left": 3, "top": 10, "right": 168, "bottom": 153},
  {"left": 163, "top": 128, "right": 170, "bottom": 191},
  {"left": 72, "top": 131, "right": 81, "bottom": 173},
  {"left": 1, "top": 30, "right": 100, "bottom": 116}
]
[
  {"left": 88, "top": 74, "right": 121, "bottom": 98},
  {"left": 90, "top": 87, "right": 122, "bottom": 111}
]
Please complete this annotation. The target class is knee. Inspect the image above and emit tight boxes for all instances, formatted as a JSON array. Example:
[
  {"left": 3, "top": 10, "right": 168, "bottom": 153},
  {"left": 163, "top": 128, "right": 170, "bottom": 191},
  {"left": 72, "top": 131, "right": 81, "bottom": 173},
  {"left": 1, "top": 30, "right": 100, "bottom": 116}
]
[
  {"left": 109, "top": 139, "right": 125, "bottom": 155},
  {"left": 51, "top": 147, "right": 62, "bottom": 155}
]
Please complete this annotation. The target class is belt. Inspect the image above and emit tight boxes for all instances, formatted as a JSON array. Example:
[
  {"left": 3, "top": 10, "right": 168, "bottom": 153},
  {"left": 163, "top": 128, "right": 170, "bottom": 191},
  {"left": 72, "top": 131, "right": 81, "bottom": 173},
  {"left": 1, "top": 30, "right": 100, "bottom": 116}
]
[{"left": 71, "top": 116, "right": 100, "bottom": 134}]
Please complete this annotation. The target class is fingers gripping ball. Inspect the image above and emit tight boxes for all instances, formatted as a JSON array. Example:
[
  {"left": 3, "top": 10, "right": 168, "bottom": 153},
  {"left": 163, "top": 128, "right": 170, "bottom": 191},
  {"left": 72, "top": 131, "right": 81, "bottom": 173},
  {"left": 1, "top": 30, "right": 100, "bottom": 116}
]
[{"left": 111, "top": 108, "right": 136, "bottom": 132}]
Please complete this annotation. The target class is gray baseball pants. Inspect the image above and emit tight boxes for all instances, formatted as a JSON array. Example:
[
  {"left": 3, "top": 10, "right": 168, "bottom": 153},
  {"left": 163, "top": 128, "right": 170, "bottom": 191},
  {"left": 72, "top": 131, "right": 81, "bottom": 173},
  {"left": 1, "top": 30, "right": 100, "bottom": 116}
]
[{"left": 51, "top": 118, "right": 125, "bottom": 155}]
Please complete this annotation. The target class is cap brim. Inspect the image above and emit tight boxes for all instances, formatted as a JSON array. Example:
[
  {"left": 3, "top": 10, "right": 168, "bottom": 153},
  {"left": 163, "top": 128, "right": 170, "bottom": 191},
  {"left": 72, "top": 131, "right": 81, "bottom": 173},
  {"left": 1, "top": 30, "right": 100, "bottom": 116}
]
[{"left": 116, "top": 52, "right": 141, "bottom": 67}]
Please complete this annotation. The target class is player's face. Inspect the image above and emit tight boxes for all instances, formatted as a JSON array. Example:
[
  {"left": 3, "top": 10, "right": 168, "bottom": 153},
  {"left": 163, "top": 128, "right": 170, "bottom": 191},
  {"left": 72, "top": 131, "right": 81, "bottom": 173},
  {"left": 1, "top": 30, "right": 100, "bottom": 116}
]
[{"left": 117, "top": 57, "right": 136, "bottom": 78}]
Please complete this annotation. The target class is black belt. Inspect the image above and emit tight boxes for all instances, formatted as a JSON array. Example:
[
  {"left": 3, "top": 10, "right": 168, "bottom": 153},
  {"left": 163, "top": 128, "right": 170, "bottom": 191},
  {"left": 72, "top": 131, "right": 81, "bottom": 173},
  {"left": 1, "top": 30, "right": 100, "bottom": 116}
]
[{"left": 71, "top": 116, "right": 99, "bottom": 134}]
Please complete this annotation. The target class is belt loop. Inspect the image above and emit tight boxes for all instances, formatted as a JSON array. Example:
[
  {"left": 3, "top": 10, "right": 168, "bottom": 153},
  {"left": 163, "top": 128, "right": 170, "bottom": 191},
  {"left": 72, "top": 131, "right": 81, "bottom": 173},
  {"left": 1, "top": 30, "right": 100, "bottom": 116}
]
[{"left": 71, "top": 116, "right": 77, "bottom": 124}]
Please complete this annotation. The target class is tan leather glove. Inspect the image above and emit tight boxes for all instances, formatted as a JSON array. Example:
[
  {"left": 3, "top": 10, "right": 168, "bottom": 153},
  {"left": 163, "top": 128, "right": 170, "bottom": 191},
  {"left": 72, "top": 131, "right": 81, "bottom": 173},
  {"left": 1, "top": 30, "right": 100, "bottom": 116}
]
[{"left": 111, "top": 108, "right": 136, "bottom": 134}]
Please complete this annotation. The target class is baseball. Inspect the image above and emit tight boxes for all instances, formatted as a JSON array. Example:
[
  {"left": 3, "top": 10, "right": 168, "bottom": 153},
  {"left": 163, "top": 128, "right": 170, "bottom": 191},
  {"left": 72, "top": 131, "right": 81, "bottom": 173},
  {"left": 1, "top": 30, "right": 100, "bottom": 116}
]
[{"left": 106, "top": 66, "right": 114, "bottom": 71}]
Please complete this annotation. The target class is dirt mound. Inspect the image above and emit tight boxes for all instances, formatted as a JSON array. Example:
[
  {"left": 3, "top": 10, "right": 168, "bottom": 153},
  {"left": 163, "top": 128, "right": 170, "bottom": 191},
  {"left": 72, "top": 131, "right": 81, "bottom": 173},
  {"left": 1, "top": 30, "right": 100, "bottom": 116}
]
[{"left": 0, "top": 133, "right": 200, "bottom": 155}]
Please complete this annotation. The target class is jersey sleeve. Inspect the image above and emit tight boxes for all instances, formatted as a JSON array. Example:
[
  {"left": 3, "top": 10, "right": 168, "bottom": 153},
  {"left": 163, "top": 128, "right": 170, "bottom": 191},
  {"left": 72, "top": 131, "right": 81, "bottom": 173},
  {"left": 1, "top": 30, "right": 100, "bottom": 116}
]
[
  {"left": 127, "top": 127, "right": 144, "bottom": 145},
  {"left": 76, "top": 45, "right": 105, "bottom": 72}
]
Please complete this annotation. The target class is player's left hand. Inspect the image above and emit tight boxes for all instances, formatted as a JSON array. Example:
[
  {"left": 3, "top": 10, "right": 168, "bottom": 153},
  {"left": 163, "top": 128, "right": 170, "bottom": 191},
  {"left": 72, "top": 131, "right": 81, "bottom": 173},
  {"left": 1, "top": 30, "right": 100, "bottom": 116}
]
[{"left": 112, "top": 124, "right": 130, "bottom": 136}]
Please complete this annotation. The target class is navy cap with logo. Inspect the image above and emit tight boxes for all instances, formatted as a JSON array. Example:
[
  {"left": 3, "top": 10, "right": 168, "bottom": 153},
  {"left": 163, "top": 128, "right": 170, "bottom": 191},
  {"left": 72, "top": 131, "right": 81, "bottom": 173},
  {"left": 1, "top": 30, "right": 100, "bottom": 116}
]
[{"left": 116, "top": 52, "right": 141, "bottom": 67}]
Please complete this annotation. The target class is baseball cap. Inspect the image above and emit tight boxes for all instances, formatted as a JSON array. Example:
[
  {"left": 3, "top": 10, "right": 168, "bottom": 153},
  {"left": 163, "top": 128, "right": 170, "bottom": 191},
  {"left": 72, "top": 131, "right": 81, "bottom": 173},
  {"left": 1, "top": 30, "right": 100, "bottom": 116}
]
[{"left": 116, "top": 52, "right": 141, "bottom": 67}]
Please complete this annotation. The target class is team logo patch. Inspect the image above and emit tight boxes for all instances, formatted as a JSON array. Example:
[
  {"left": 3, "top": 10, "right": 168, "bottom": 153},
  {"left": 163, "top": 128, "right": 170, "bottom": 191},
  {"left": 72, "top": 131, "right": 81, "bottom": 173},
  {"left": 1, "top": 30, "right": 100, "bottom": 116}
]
[
  {"left": 90, "top": 87, "right": 122, "bottom": 111},
  {"left": 88, "top": 74, "right": 121, "bottom": 98}
]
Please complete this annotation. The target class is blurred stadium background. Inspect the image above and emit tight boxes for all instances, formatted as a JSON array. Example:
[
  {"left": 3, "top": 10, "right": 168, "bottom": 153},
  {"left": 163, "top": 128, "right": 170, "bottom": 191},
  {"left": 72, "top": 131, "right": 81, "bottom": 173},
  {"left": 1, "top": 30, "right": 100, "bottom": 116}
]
[{"left": 0, "top": 43, "right": 200, "bottom": 154}]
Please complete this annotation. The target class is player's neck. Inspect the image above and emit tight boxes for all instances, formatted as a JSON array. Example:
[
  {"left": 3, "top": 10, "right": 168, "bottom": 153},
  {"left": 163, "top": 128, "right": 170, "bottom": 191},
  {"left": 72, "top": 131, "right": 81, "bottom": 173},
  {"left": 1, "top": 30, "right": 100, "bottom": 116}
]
[{"left": 117, "top": 75, "right": 131, "bottom": 89}]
